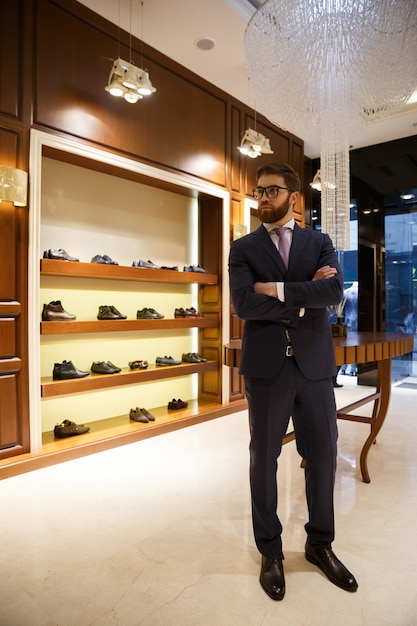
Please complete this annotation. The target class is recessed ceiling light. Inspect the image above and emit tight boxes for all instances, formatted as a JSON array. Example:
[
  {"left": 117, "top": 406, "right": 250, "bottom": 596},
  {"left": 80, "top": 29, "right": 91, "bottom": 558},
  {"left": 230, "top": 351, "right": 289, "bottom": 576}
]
[{"left": 195, "top": 37, "right": 216, "bottom": 51}]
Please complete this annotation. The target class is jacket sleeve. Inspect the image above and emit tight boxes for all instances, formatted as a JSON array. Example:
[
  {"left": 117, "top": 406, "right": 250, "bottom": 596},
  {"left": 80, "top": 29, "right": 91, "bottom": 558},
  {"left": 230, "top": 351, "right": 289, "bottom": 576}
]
[
  {"left": 228, "top": 241, "right": 300, "bottom": 327},
  {"left": 284, "top": 234, "right": 344, "bottom": 309}
]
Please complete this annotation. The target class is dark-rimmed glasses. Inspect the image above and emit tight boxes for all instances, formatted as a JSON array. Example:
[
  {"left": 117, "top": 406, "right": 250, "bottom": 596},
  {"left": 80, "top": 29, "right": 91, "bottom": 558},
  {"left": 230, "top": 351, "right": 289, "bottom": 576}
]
[{"left": 252, "top": 185, "right": 291, "bottom": 200}]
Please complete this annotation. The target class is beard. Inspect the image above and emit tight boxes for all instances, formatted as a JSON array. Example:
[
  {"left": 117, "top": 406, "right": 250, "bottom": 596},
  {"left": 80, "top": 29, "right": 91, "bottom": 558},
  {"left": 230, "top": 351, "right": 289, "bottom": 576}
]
[{"left": 257, "top": 197, "right": 291, "bottom": 224}]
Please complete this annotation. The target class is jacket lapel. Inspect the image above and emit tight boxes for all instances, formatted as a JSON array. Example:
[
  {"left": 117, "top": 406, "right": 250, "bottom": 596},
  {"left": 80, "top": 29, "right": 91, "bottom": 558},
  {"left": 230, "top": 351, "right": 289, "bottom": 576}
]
[{"left": 252, "top": 224, "right": 286, "bottom": 271}]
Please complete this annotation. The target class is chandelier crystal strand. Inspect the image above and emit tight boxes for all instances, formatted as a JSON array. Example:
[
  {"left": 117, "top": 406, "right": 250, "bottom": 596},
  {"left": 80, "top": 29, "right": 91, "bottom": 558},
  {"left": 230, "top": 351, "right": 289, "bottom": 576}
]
[{"left": 244, "top": 0, "right": 417, "bottom": 250}]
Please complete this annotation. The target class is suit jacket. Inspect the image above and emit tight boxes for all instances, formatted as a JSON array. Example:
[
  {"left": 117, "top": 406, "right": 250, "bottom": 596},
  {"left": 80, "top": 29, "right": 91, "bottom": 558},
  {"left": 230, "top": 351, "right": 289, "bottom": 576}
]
[{"left": 229, "top": 223, "right": 344, "bottom": 380}]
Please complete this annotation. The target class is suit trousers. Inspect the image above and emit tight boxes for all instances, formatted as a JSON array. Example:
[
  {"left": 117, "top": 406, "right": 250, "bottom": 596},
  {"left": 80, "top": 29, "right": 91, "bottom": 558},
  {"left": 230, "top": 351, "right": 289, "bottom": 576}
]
[{"left": 244, "top": 355, "right": 338, "bottom": 559}]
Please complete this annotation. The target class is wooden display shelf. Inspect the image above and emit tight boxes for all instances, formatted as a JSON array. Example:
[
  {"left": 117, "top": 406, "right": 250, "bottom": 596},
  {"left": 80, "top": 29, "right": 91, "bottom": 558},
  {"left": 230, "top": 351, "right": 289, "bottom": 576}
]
[
  {"left": 41, "top": 360, "right": 218, "bottom": 397},
  {"left": 0, "top": 398, "right": 248, "bottom": 480},
  {"left": 40, "top": 317, "right": 218, "bottom": 335},
  {"left": 40, "top": 258, "right": 218, "bottom": 284}
]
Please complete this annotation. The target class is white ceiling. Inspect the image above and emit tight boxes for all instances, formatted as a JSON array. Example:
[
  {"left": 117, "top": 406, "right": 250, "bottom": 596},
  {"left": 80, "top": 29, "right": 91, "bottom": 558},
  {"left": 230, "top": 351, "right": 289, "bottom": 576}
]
[{"left": 79, "top": 0, "right": 417, "bottom": 158}]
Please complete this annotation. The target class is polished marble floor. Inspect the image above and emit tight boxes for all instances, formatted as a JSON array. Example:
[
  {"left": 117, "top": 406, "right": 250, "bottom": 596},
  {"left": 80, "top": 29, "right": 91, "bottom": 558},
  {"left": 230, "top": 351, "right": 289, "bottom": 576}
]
[{"left": 1, "top": 375, "right": 416, "bottom": 626}]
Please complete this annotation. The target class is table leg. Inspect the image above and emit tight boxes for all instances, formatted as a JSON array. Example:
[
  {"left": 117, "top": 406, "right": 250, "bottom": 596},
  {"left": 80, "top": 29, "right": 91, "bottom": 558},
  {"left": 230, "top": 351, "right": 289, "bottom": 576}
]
[{"left": 359, "top": 358, "right": 391, "bottom": 483}]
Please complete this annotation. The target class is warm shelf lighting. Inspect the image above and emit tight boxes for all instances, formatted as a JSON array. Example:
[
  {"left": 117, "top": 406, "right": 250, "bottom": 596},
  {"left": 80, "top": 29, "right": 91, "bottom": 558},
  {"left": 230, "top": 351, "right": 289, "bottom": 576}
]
[{"left": 0, "top": 165, "right": 28, "bottom": 207}]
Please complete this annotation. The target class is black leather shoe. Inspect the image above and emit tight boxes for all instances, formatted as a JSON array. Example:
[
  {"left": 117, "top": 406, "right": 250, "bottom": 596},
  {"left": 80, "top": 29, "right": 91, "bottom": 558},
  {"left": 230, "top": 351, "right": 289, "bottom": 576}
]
[
  {"left": 260, "top": 556, "right": 285, "bottom": 601},
  {"left": 305, "top": 543, "right": 358, "bottom": 592},
  {"left": 97, "top": 305, "right": 127, "bottom": 320},
  {"left": 156, "top": 356, "right": 181, "bottom": 366},
  {"left": 52, "top": 360, "right": 89, "bottom": 380},
  {"left": 132, "top": 259, "right": 160, "bottom": 269},
  {"left": 106, "top": 360, "right": 121, "bottom": 373},
  {"left": 43, "top": 248, "right": 79, "bottom": 262},
  {"left": 91, "top": 254, "right": 118, "bottom": 265},
  {"left": 183, "top": 264, "right": 208, "bottom": 273},
  {"left": 91, "top": 361, "right": 119, "bottom": 374}
]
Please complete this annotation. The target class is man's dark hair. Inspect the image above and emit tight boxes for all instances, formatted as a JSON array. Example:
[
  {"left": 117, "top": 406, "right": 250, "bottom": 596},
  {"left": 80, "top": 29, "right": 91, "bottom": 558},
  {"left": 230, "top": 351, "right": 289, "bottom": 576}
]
[{"left": 256, "top": 163, "right": 301, "bottom": 192}]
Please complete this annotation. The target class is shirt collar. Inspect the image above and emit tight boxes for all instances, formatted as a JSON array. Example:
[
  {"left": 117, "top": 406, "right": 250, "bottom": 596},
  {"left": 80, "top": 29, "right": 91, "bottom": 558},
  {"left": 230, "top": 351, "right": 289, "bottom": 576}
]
[{"left": 264, "top": 217, "right": 295, "bottom": 234}]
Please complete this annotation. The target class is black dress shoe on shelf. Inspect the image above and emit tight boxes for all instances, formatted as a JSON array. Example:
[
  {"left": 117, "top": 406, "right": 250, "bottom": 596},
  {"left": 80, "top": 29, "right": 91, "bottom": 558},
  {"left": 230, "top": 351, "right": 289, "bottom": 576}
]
[
  {"left": 91, "top": 361, "right": 120, "bottom": 374},
  {"left": 91, "top": 254, "right": 118, "bottom": 265},
  {"left": 132, "top": 259, "right": 160, "bottom": 269},
  {"left": 156, "top": 356, "right": 181, "bottom": 366},
  {"left": 260, "top": 556, "right": 285, "bottom": 601},
  {"left": 136, "top": 307, "right": 164, "bottom": 319},
  {"left": 183, "top": 264, "right": 208, "bottom": 273},
  {"left": 52, "top": 361, "right": 89, "bottom": 380},
  {"left": 97, "top": 305, "right": 127, "bottom": 320},
  {"left": 43, "top": 248, "right": 79, "bottom": 262},
  {"left": 305, "top": 542, "right": 358, "bottom": 592},
  {"left": 109, "top": 305, "right": 127, "bottom": 319},
  {"left": 42, "top": 301, "right": 76, "bottom": 321},
  {"left": 106, "top": 360, "right": 121, "bottom": 373},
  {"left": 160, "top": 265, "right": 178, "bottom": 271}
]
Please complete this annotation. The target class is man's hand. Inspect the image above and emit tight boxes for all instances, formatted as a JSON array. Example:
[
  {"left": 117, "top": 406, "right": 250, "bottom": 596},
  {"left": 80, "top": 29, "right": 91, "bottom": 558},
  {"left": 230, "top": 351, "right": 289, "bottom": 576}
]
[
  {"left": 254, "top": 282, "right": 278, "bottom": 297},
  {"left": 312, "top": 265, "right": 337, "bottom": 281}
]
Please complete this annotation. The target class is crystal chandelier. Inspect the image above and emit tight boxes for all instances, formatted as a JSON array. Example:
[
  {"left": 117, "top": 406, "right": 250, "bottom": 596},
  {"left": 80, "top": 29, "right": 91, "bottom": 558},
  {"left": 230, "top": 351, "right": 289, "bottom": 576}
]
[{"left": 244, "top": 0, "right": 417, "bottom": 249}]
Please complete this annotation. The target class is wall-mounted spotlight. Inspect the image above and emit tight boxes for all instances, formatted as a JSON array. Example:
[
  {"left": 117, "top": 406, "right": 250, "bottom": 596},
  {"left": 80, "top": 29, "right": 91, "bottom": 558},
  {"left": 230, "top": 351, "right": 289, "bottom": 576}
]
[
  {"left": 238, "top": 128, "right": 273, "bottom": 158},
  {"left": 105, "top": 57, "right": 156, "bottom": 104}
]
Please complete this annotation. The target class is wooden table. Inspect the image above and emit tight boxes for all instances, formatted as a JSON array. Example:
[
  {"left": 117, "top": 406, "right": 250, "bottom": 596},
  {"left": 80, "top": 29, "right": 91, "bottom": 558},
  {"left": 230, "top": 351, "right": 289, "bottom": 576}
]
[{"left": 224, "top": 332, "right": 414, "bottom": 483}]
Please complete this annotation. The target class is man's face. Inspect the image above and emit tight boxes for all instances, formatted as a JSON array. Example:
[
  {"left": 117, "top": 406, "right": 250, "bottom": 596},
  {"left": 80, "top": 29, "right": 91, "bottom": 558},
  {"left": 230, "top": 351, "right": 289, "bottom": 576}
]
[{"left": 256, "top": 174, "right": 297, "bottom": 224}]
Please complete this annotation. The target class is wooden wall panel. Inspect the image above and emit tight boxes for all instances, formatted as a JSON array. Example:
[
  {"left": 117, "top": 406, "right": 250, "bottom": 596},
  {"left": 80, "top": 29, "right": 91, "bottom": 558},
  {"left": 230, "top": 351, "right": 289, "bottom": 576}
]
[
  {"left": 0, "top": 203, "right": 17, "bottom": 299},
  {"left": 0, "top": 0, "right": 20, "bottom": 119},
  {"left": 0, "top": 374, "right": 18, "bottom": 450},
  {"left": 231, "top": 106, "right": 242, "bottom": 193},
  {"left": 34, "top": 0, "right": 227, "bottom": 185}
]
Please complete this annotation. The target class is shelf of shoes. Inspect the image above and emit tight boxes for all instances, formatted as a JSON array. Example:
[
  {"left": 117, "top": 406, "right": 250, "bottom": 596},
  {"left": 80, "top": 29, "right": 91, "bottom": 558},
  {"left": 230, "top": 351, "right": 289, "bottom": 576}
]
[
  {"left": 41, "top": 360, "right": 218, "bottom": 398},
  {"left": 40, "top": 259, "right": 218, "bottom": 285},
  {"left": 40, "top": 316, "right": 217, "bottom": 335}
]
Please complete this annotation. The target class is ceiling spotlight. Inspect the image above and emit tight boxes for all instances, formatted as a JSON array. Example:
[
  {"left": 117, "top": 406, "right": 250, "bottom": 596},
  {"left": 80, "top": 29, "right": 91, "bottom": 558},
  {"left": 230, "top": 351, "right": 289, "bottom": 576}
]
[
  {"left": 238, "top": 128, "right": 273, "bottom": 158},
  {"left": 310, "top": 170, "right": 322, "bottom": 191},
  {"left": 137, "top": 69, "right": 156, "bottom": 95},
  {"left": 105, "top": 57, "right": 155, "bottom": 104}
]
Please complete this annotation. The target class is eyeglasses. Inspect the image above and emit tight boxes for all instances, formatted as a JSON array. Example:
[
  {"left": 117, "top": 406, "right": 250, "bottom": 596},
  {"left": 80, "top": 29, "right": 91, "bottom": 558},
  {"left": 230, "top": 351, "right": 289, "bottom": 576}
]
[{"left": 252, "top": 185, "right": 291, "bottom": 200}]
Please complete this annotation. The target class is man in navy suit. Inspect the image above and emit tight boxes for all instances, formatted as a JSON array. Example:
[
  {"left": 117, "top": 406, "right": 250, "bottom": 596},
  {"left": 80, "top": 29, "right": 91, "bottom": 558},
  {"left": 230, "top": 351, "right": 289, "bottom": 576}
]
[{"left": 229, "top": 163, "right": 357, "bottom": 600}]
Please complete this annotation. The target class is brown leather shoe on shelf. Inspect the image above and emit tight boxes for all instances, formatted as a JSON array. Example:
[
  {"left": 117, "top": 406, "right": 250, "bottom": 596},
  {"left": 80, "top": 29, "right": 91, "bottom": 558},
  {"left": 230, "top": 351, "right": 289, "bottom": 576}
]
[
  {"left": 168, "top": 398, "right": 188, "bottom": 410},
  {"left": 129, "top": 408, "right": 149, "bottom": 423},
  {"left": 42, "top": 301, "right": 76, "bottom": 321},
  {"left": 54, "top": 419, "right": 90, "bottom": 438}
]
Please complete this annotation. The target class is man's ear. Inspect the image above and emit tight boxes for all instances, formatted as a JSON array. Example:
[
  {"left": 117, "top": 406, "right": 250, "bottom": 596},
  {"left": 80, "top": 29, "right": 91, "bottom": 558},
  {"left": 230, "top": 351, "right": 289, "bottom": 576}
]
[{"left": 290, "top": 190, "right": 299, "bottom": 207}]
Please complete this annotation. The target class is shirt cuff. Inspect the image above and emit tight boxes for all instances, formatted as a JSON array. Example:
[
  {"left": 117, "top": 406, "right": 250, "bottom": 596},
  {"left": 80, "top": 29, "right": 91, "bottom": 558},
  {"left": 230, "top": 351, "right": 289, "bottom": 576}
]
[{"left": 277, "top": 282, "right": 305, "bottom": 317}]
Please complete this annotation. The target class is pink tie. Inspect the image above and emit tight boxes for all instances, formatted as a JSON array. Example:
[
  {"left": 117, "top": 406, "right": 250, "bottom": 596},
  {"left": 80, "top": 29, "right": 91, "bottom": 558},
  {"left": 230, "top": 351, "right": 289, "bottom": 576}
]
[{"left": 274, "top": 227, "right": 290, "bottom": 268}]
